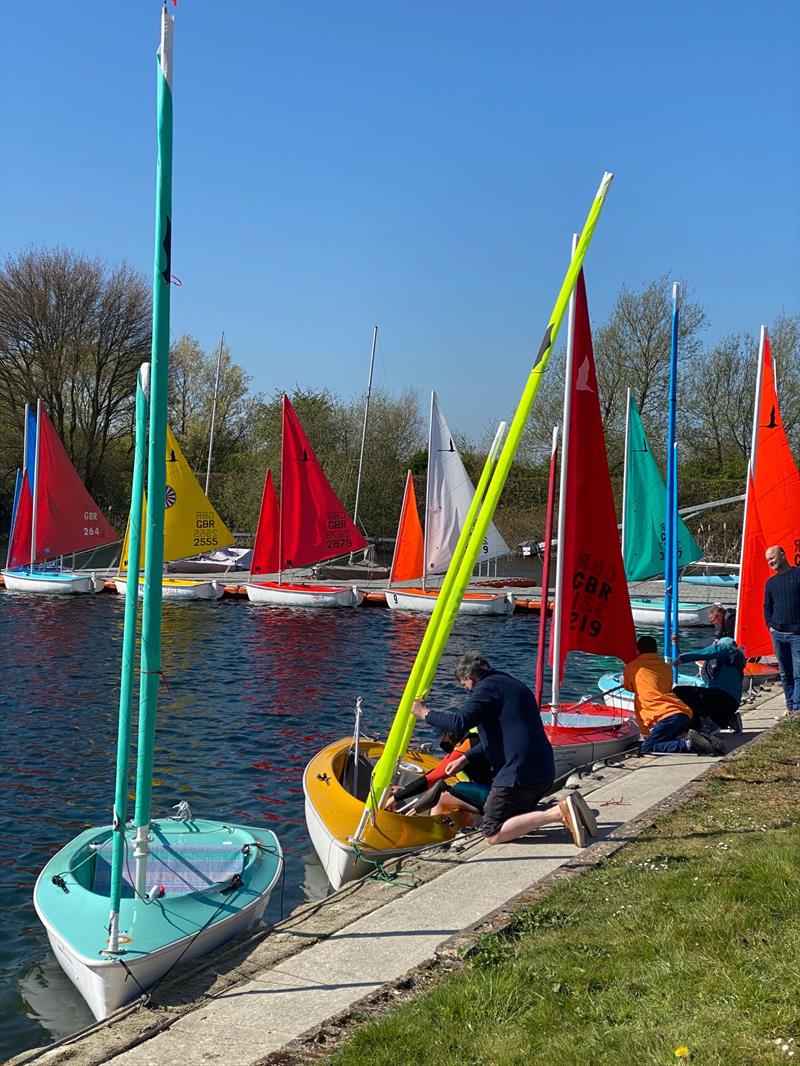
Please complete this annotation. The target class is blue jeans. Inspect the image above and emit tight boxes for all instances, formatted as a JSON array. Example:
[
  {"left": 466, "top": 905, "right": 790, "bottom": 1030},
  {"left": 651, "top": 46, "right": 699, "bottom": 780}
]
[
  {"left": 771, "top": 630, "right": 800, "bottom": 710},
  {"left": 641, "top": 712, "right": 692, "bottom": 754}
]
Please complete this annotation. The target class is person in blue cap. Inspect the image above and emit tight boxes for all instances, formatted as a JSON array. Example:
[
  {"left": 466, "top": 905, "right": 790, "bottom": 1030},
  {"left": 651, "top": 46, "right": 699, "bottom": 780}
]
[{"left": 673, "top": 636, "right": 746, "bottom": 734}]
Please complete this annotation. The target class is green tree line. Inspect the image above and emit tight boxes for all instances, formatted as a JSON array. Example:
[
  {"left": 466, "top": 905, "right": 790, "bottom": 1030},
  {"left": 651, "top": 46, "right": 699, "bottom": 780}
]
[{"left": 1, "top": 249, "right": 798, "bottom": 558}]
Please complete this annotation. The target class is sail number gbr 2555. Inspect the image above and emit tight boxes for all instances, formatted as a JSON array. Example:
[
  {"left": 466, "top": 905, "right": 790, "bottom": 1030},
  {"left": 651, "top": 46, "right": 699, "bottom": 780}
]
[{"left": 193, "top": 511, "right": 219, "bottom": 548}]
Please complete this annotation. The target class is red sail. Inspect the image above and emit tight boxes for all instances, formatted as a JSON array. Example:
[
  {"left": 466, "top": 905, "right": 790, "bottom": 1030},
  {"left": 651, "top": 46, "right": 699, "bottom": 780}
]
[
  {"left": 8, "top": 409, "right": 117, "bottom": 565},
  {"left": 389, "top": 471, "right": 424, "bottom": 584},
  {"left": 736, "top": 474, "right": 771, "bottom": 656},
  {"left": 736, "top": 334, "right": 800, "bottom": 655},
  {"left": 279, "top": 395, "right": 367, "bottom": 570},
  {"left": 250, "top": 469, "right": 280, "bottom": 576},
  {"left": 6, "top": 477, "right": 33, "bottom": 567},
  {"left": 551, "top": 271, "right": 637, "bottom": 681}
]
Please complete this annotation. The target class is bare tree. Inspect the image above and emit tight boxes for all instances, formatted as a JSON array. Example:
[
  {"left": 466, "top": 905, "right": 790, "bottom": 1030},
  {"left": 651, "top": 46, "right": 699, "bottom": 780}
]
[{"left": 0, "top": 247, "right": 150, "bottom": 498}]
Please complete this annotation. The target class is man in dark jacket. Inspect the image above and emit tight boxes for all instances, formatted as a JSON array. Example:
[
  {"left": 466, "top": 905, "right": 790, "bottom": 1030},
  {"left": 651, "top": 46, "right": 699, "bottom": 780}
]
[
  {"left": 410, "top": 652, "right": 595, "bottom": 847},
  {"left": 764, "top": 544, "right": 800, "bottom": 714}
]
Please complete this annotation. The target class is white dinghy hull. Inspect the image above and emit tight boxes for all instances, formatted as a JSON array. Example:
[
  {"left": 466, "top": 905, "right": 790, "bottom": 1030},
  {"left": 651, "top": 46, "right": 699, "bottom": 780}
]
[
  {"left": 114, "top": 578, "right": 223, "bottom": 600},
  {"left": 630, "top": 597, "right": 715, "bottom": 628},
  {"left": 245, "top": 582, "right": 365, "bottom": 608},
  {"left": 2, "top": 569, "right": 103, "bottom": 594},
  {"left": 385, "top": 588, "right": 512, "bottom": 616}
]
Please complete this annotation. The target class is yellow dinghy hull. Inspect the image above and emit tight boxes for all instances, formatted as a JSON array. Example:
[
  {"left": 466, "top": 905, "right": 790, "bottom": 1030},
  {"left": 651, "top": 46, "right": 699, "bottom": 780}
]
[{"left": 303, "top": 737, "right": 470, "bottom": 889}]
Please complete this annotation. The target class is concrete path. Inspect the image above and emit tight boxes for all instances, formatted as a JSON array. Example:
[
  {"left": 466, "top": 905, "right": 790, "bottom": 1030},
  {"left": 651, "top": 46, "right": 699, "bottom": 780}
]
[{"left": 22, "top": 682, "right": 789, "bottom": 1066}]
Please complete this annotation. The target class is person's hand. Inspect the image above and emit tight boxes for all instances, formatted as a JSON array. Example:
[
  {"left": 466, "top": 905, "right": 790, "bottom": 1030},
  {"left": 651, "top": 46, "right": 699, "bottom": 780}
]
[
  {"left": 672, "top": 658, "right": 680, "bottom": 667},
  {"left": 411, "top": 700, "right": 428, "bottom": 721},
  {"left": 384, "top": 794, "right": 398, "bottom": 812},
  {"left": 444, "top": 754, "right": 467, "bottom": 776}
]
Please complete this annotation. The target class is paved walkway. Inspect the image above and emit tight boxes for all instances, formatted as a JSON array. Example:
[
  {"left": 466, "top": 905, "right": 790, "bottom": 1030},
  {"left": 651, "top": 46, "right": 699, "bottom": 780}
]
[{"left": 23, "top": 681, "right": 789, "bottom": 1066}]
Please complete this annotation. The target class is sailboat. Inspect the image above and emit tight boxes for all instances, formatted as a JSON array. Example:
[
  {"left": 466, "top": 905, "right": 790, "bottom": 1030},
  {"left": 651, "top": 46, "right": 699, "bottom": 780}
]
[
  {"left": 314, "top": 326, "right": 390, "bottom": 582},
  {"left": 245, "top": 394, "right": 367, "bottom": 607},
  {"left": 3, "top": 402, "right": 117, "bottom": 594},
  {"left": 114, "top": 425, "right": 234, "bottom": 600},
  {"left": 621, "top": 390, "right": 715, "bottom": 627},
  {"left": 304, "top": 173, "right": 616, "bottom": 888},
  {"left": 384, "top": 392, "right": 513, "bottom": 615},
  {"left": 735, "top": 326, "right": 800, "bottom": 656},
  {"left": 34, "top": 11, "right": 282, "bottom": 1019},
  {"left": 536, "top": 265, "right": 640, "bottom": 762}
]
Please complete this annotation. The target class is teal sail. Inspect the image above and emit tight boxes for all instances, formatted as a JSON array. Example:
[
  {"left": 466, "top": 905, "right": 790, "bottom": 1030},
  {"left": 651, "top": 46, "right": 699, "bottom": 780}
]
[{"left": 622, "top": 393, "right": 702, "bottom": 582}]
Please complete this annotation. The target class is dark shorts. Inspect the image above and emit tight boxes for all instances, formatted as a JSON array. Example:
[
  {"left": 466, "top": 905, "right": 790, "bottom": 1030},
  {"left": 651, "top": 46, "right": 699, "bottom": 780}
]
[{"left": 480, "top": 780, "right": 555, "bottom": 837}]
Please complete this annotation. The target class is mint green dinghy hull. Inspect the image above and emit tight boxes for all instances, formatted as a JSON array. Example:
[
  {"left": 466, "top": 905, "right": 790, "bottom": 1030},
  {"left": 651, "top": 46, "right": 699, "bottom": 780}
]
[{"left": 34, "top": 818, "right": 282, "bottom": 1020}]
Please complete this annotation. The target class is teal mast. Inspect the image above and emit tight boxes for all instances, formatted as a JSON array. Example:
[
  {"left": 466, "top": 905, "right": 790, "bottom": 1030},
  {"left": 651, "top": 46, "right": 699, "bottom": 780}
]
[
  {"left": 134, "top": 6, "right": 174, "bottom": 896},
  {"left": 105, "top": 364, "right": 149, "bottom": 953}
]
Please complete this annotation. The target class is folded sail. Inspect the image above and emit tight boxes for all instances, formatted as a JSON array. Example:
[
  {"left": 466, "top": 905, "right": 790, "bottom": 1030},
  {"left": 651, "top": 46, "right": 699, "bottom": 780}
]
[
  {"left": 250, "top": 469, "right": 280, "bottom": 576},
  {"left": 388, "top": 471, "right": 424, "bottom": 584},
  {"left": 623, "top": 396, "right": 702, "bottom": 581},
  {"left": 280, "top": 395, "right": 367, "bottom": 570},
  {"left": 736, "top": 332, "right": 800, "bottom": 656},
  {"left": 551, "top": 271, "right": 636, "bottom": 680},
  {"left": 425, "top": 393, "right": 509, "bottom": 575}
]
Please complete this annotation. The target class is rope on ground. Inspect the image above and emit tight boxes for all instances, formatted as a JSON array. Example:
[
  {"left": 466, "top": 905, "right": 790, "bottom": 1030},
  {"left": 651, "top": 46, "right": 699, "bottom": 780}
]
[{"left": 352, "top": 842, "right": 418, "bottom": 888}]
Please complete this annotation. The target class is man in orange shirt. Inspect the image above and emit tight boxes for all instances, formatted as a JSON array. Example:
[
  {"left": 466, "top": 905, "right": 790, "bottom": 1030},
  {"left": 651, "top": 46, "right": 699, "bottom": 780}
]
[{"left": 623, "top": 635, "right": 724, "bottom": 756}]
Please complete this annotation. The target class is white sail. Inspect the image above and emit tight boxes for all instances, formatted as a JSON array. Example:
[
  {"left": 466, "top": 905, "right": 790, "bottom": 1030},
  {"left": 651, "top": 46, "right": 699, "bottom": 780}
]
[{"left": 424, "top": 392, "right": 510, "bottom": 575}]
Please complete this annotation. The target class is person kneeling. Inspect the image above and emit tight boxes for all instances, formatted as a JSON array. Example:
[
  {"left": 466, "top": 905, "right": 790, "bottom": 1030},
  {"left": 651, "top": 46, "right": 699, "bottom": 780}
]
[{"left": 623, "top": 635, "right": 725, "bottom": 756}]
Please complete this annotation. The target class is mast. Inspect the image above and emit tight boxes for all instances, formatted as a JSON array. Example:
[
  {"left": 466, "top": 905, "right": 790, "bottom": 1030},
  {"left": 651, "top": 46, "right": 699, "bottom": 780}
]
[
  {"left": 278, "top": 394, "right": 286, "bottom": 584},
  {"left": 534, "top": 424, "right": 558, "bottom": 708},
  {"left": 359, "top": 172, "right": 614, "bottom": 826},
  {"left": 350, "top": 325, "right": 378, "bottom": 562},
  {"left": 550, "top": 233, "right": 579, "bottom": 712},
  {"left": 621, "top": 387, "right": 632, "bottom": 564},
  {"left": 6, "top": 403, "right": 30, "bottom": 568},
  {"left": 204, "top": 331, "right": 224, "bottom": 496},
  {"left": 663, "top": 283, "right": 680, "bottom": 677},
  {"left": 106, "top": 365, "right": 149, "bottom": 953},
  {"left": 422, "top": 391, "right": 435, "bottom": 592},
  {"left": 735, "top": 325, "right": 767, "bottom": 632},
  {"left": 29, "top": 399, "right": 42, "bottom": 573},
  {"left": 133, "top": 5, "right": 174, "bottom": 896}
]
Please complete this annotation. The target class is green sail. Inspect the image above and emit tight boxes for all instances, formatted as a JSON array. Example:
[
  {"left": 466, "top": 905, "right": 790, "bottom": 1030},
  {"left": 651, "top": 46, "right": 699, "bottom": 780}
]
[{"left": 623, "top": 395, "right": 702, "bottom": 581}]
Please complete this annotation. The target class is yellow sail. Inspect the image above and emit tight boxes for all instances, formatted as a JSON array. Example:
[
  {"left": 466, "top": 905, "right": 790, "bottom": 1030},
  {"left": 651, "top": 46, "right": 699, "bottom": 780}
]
[{"left": 119, "top": 426, "right": 234, "bottom": 569}]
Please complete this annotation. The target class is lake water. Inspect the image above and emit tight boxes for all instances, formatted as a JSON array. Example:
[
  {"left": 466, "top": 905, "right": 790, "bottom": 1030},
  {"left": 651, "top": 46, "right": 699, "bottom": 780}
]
[{"left": 0, "top": 588, "right": 704, "bottom": 1058}]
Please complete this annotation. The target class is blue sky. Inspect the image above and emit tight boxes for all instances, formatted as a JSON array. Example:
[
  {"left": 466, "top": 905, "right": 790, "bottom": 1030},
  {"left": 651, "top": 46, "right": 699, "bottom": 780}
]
[{"left": 1, "top": 0, "right": 798, "bottom": 440}]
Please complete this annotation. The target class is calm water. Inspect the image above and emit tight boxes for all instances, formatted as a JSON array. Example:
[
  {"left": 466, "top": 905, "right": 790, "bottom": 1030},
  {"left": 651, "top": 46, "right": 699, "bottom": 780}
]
[{"left": 0, "top": 589, "right": 695, "bottom": 1058}]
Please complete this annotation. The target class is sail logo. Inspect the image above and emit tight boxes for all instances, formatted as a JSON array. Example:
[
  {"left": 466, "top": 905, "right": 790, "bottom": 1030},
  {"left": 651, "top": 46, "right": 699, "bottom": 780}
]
[{"left": 165, "top": 485, "right": 177, "bottom": 508}]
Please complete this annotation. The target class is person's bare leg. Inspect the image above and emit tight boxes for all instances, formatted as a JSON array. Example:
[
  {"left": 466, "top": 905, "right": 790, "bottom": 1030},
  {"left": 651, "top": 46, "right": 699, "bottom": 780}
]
[
  {"left": 484, "top": 804, "right": 563, "bottom": 845},
  {"left": 430, "top": 792, "right": 481, "bottom": 819}
]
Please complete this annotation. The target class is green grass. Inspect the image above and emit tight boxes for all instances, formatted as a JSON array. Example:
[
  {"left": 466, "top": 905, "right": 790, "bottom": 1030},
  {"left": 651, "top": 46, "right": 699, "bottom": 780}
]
[{"left": 328, "top": 720, "right": 800, "bottom": 1066}]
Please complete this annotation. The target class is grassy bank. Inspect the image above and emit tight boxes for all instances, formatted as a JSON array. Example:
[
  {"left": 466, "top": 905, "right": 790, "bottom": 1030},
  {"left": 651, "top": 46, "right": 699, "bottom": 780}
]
[{"left": 328, "top": 720, "right": 800, "bottom": 1066}]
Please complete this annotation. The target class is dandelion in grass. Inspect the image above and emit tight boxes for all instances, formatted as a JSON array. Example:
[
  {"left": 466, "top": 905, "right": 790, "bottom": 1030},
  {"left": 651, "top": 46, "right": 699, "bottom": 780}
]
[{"left": 674, "top": 1047, "right": 690, "bottom": 1058}]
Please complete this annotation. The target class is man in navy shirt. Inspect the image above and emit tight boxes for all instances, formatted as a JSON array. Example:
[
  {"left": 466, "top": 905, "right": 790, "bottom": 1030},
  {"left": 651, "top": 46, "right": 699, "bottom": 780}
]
[
  {"left": 764, "top": 544, "right": 800, "bottom": 714},
  {"left": 410, "top": 652, "right": 596, "bottom": 847}
]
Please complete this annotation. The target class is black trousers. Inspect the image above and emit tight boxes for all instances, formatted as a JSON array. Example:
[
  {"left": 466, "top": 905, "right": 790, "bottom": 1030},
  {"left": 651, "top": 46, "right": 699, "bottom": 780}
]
[{"left": 673, "top": 686, "right": 738, "bottom": 730}]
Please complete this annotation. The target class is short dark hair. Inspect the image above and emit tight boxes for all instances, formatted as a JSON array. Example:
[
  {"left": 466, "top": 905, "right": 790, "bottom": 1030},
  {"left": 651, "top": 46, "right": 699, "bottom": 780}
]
[
  {"left": 636, "top": 635, "right": 658, "bottom": 654},
  {"left": 454, "top": 652, "right": 492, "bottom": 684}
]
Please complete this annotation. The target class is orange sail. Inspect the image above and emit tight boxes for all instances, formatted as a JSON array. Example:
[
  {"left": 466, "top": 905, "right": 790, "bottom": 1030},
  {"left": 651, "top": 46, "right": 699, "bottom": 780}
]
[
  {"left": 736, "top": 330, "right": 800, "bottom": 656},
  {"left": 389, "top": 471, "right": 424, "bottom": 584}
]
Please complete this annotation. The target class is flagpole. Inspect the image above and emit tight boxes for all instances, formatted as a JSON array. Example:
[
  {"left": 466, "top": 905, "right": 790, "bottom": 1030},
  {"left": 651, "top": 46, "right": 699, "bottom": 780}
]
[
  {"left": 204, "top": 332, "right": 225, "bottom": 496},
  {"left": 350, "top": 326, "right": 378, "bottom": 562}
]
